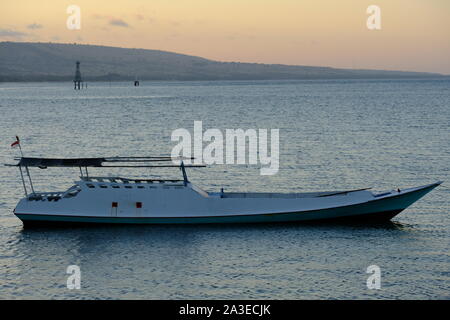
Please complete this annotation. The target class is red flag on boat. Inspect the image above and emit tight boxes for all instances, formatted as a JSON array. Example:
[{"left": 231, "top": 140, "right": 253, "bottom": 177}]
[{"left": 11, "top": 136, "right": 20, "bottom": 148}]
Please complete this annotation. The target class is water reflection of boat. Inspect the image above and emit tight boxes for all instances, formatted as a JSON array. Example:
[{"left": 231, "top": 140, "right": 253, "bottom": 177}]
[{"left": 7, "top": 156, "right": 441, "bottom": 226}]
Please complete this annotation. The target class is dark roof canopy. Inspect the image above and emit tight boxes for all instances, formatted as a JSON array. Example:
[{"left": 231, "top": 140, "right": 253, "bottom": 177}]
[
  {"left": 11, "top": 157, "right": 204, "bottom": 168},
  {"left": 17, "top": 157, "right": 105, "bottom": 167}
]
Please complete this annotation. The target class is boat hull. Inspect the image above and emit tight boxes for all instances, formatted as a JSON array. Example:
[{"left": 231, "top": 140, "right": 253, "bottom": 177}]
[{"left": 14, "top": 181, "right": 440, "bottom": 227}]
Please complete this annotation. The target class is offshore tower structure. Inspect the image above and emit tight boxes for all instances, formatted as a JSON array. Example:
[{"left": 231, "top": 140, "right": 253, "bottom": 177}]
[{"left": 74, "top": 61, "right": 83, "bottom": 90}]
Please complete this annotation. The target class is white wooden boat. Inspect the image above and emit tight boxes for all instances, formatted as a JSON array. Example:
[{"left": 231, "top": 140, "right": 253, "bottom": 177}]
[{"left": 7, "top": 156, "right": 441, "bottom": 226}]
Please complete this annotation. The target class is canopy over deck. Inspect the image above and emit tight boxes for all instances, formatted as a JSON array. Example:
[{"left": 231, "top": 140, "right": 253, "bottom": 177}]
[
  {"left": 6, "top": 156, "right": 204, "bottom": 197},
  {"left": 9, "top": 156, "right": 204, "bottom": 168}
]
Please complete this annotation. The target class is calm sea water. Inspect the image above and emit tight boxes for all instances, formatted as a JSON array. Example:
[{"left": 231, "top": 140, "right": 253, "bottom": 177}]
[{"left": 0, "top": 79, "right": 449, "bottom": 299}]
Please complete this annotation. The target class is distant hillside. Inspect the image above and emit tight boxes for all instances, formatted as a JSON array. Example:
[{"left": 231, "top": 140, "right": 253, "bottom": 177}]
[{"left": 0, "top": 41, "right": 444, "bottom": 82}]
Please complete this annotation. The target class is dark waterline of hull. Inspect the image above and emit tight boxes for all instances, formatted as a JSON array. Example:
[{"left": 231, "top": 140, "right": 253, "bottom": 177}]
[{"left": 16, "top": 209, "right": 404, "bottom": 228}]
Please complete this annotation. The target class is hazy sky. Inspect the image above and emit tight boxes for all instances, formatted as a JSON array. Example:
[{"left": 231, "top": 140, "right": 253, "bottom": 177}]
[{"left": 1, "top": 0, "right": 449, "bottom": 74}]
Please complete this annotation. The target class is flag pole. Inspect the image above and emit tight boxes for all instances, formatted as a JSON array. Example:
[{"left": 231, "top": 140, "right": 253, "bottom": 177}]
[
  {"left": 16, "top": 136, "right": 24, "bottom": 157},
  {"left": 13, "top": 136, "right": 34, "bottom": 195},
  {"left": 11, "top": 136, "right": 28, "bottom": 196},
  {"left": 18, "top": 144, "right": 24, "bottom": 157}
]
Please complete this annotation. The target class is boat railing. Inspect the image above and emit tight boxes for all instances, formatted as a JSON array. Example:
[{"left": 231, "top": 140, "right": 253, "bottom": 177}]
[{"left": 80, "top": 176, "right": 184, "bottom": 184}]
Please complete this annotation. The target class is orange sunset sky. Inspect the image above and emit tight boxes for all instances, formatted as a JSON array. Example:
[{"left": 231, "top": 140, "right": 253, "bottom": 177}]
[{"left": 1, "top": 0, "right": 449, "bottom": 74}]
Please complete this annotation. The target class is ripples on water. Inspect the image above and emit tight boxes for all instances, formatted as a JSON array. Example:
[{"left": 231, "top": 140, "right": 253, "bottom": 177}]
[{"left": 0, "top": 80, "right": 449, "bottom": 299}]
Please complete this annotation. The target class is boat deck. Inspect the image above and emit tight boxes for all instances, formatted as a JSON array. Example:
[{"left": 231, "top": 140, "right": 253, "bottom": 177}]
[{"left": 211, "top": 188, "right": 372, "bottom": 199}]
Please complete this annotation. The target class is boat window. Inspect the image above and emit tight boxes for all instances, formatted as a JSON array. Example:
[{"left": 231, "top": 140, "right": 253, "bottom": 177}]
[
  {"left": 137, "top": 186, "right": 145, "bottom": 189},
  {"left": 125, "top": 186, "right": 133, "bottom": 189},
  {"left": 100, "top": 185, "right": 108, "bottom": 188},
  {"left": 112, "top": 185, "right": 120, "bottom": 188},
  {"left": 87, "top": 184, "right": 95, "bottom": 188}
]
